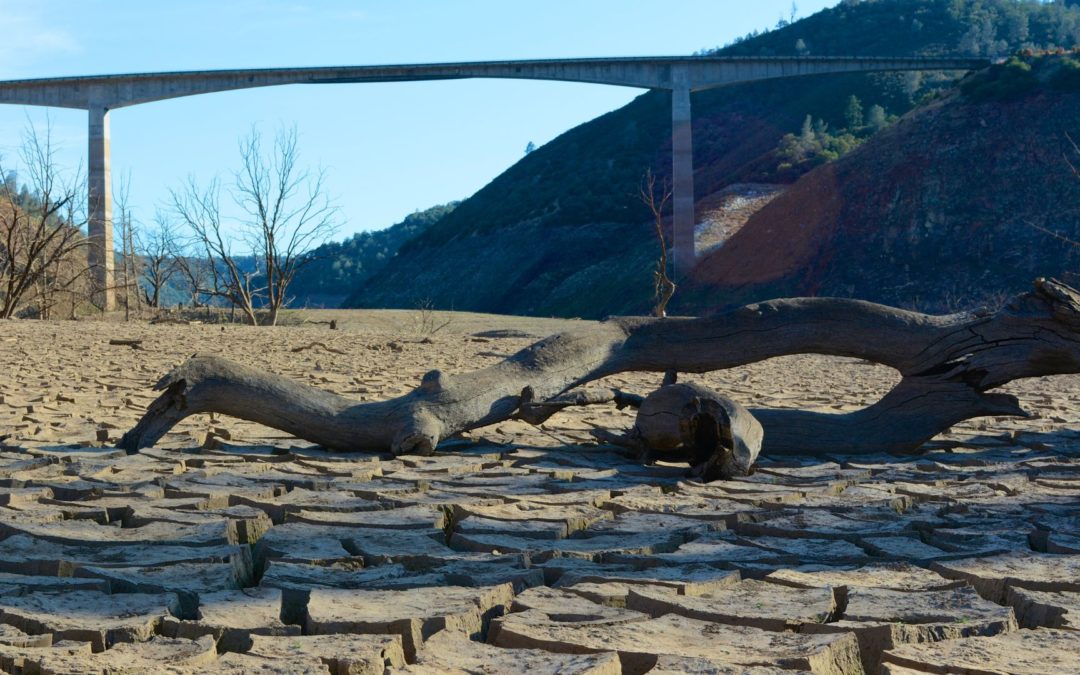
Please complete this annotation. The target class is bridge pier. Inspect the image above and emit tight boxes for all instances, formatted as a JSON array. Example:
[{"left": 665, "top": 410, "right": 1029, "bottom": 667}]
[
  {"left": 671, "top": 77, "right": 695, "bottom": 280},
  {"left": 87, "top": 104, "right": 115, "bottom": 311}
]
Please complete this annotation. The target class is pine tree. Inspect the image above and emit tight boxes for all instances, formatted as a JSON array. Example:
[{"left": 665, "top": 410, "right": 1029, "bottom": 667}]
[{"left": 843, "top": 95, "right": 864, "bottom": 130}]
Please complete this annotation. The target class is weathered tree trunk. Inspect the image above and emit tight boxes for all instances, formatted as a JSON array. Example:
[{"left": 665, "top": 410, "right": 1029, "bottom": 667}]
[
  {"left": 118, "top": 278, "right": 1080, "bottom": 458},
  {"left": 629, "top": 383, "right": 764, "bottom": 480}
]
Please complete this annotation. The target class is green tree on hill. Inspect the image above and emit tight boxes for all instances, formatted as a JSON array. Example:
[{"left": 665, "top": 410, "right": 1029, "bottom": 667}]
[
  {"left": 867, "top": 104, "right": 888, "bottom": 130},
  {"left": 843, "top": 95, "right": 865, "bottom": 130}
]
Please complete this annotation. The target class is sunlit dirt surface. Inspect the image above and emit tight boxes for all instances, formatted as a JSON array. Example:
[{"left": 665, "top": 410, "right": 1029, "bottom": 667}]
[{"left": 0, "top": 311, "right": 1077, "bottom": 673}]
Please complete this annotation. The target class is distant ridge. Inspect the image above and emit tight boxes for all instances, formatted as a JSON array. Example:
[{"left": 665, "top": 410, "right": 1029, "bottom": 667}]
[{"left": 289, "top": 203, "right": 457, "bottom": 308}]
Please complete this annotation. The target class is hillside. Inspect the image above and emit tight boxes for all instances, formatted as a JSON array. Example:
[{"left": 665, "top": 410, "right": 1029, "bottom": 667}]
[
  {"left": 348, "top": 0, "right": 1080, "bottom": 317},
  {"left": 288, "top": 202, "right": 456, "bottom": 308},
  {"left": 687, "top": 53, "right": 1080, "bottom": 311}
]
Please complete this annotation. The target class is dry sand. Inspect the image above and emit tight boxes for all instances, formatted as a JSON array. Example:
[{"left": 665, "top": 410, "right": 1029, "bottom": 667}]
[{"left": 0, "top": 309, "right": 1077, "bottom": 673}]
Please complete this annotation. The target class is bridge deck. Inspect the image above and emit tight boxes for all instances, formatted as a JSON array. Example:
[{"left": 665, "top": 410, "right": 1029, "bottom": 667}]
[{"left": 0, "top": 55, "right": 990, "bottom": 110}]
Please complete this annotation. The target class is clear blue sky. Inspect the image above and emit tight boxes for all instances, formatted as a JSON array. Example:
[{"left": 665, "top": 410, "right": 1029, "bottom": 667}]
[{"left": 0, "top": 0, "right": 837, "bottom": 238}]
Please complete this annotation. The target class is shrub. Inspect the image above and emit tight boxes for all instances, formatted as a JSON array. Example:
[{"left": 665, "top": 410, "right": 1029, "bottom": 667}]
[
  {"left": 961, "top": 56, "right": 1038, "bottom": 101},
  {"left": 1051, "top": 57, "right": 1080, "bottom": 91}
]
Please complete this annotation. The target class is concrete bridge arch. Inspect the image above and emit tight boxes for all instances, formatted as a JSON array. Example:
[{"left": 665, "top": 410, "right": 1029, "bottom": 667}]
[{"left": 0, "top": 55, "right": 988, "bottom": 310}]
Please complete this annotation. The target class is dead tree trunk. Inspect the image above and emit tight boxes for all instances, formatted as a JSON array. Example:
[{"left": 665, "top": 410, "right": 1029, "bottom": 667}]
[
  {"left": 624, "top": 383, "right": 764, "bottom": 481},
  {"left": 119, "top": 278, "right": 1080, "bottom": 458}
]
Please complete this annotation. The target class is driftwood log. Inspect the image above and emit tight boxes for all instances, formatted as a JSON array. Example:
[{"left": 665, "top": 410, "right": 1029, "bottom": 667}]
[
  {"left": 119, "top": 278, "right": 1080, "bottom": 461},
  {"left": 592, "top": 383, "right": 764, "bottom": 480},
  {"left": 635, "top": 383, "right": 763, "bottom": 480}
]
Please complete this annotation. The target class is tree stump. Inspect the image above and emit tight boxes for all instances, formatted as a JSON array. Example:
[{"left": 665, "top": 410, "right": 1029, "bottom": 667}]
[{"left": 632, "top": 383, "right": 763, "bottom": 481}]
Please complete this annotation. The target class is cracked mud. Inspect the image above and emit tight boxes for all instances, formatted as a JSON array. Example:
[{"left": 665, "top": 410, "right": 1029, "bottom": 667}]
[{"left": 0, "top": 312, "right": 1077, "bottom": 673}]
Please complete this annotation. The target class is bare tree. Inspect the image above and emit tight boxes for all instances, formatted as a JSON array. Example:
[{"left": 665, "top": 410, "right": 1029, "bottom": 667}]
[
  {"left": 640, "top": 170, "right": 676, "bottom": 317},
  {"left": 171, "top": 175, "right": 261, "bottom": 325},
  {"left": 234, "top": 126, "right": 339, "bottom": 325},
  {"left": 138, "top": 214, "right": 177, "bottom": 309},
  {"left": 1023, "top": 133, "right": 1080, "bottom": 251},
  {"left": 165, "top": 229, "right": 217, "bottom": 309},
  {"left": 172, "top": 126, "right": 339, "bottom": 326},
  {"left": 115, "top": 175, "right": 144, "bottom": 321},
  {"left": 29, "top": 195, "right": 89, "bottom": 320},
  {"left": 0, "top": 123, "right": 87, "bottom": 319}
]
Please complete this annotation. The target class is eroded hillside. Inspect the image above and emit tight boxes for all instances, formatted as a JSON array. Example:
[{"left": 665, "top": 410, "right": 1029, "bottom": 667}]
[{"left": 689, "top": 55, "right": 1080, "bottom": 311}]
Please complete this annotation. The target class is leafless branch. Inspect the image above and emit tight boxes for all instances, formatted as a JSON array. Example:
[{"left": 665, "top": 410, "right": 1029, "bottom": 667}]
[
  {"left": 640, "top": 169, "right": 676, "bottom": 318},
  {"left": 137, "top": 213, "right": 178, "bottom": 309},
  {"left": 171, "top": 175, "right": 261, "bottom": 325},
  {"left": 1022, "top": 219, "right": 1080, "bottom": 249},
  {"left": 1066, "top": 132, "right": 1079, "bottom": 180},
  {"left": 0, "top": 120, "right": 88, "bottom": 319},
  {"left": 173, "top": 125, "right": 339, "bottom": 326}
]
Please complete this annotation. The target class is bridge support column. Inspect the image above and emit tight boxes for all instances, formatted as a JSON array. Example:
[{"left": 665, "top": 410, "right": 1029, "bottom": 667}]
[
  {"left": 88, "top": 104, "right": 115, "bottom": 311},
  {"left": 671, "top": 80, "right": 695, "bottom": 280}
]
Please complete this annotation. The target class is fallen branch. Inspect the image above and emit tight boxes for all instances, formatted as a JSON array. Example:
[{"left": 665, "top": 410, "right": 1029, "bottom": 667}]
[
  {"left": 290, "top": 341, "right": 346, "bottom": 355},
  {"left": 149, "top": 317, "right": 198, "bottom": 325},
  {"left": 118, "top": 278, "right": 1080, "bottom": 459},
  {"left": 514, "top": 387, "right": 643, "bottom": 425},
  {"left": 302, "top": 319, "right": 338, "bottom": 330},
  {"left": 108, "top": 339, "right": 143, "bottom": 349}
]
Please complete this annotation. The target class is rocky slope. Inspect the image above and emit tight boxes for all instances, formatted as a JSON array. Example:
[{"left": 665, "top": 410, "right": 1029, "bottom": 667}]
[{"left": 688, "top": 56, "right": 1080, "bottom": 312}]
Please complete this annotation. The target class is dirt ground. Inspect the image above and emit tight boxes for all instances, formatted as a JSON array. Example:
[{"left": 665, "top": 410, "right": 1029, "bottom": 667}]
[{"left": 0, "top": 309, "right": 1077, "bottom": 673}]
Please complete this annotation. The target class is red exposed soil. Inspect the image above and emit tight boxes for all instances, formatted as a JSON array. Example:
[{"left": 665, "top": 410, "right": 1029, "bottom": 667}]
[
  {"left": 689, "top": 90, "right": 1080, "bottom": 310},
  {"left": 693, "top": 168, "right": 843, "bottom": 291}
]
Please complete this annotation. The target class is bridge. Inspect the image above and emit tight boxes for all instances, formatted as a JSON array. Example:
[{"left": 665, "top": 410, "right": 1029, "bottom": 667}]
[{"left": 0, "top": 55, "right": 989, "bottom": 310}]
